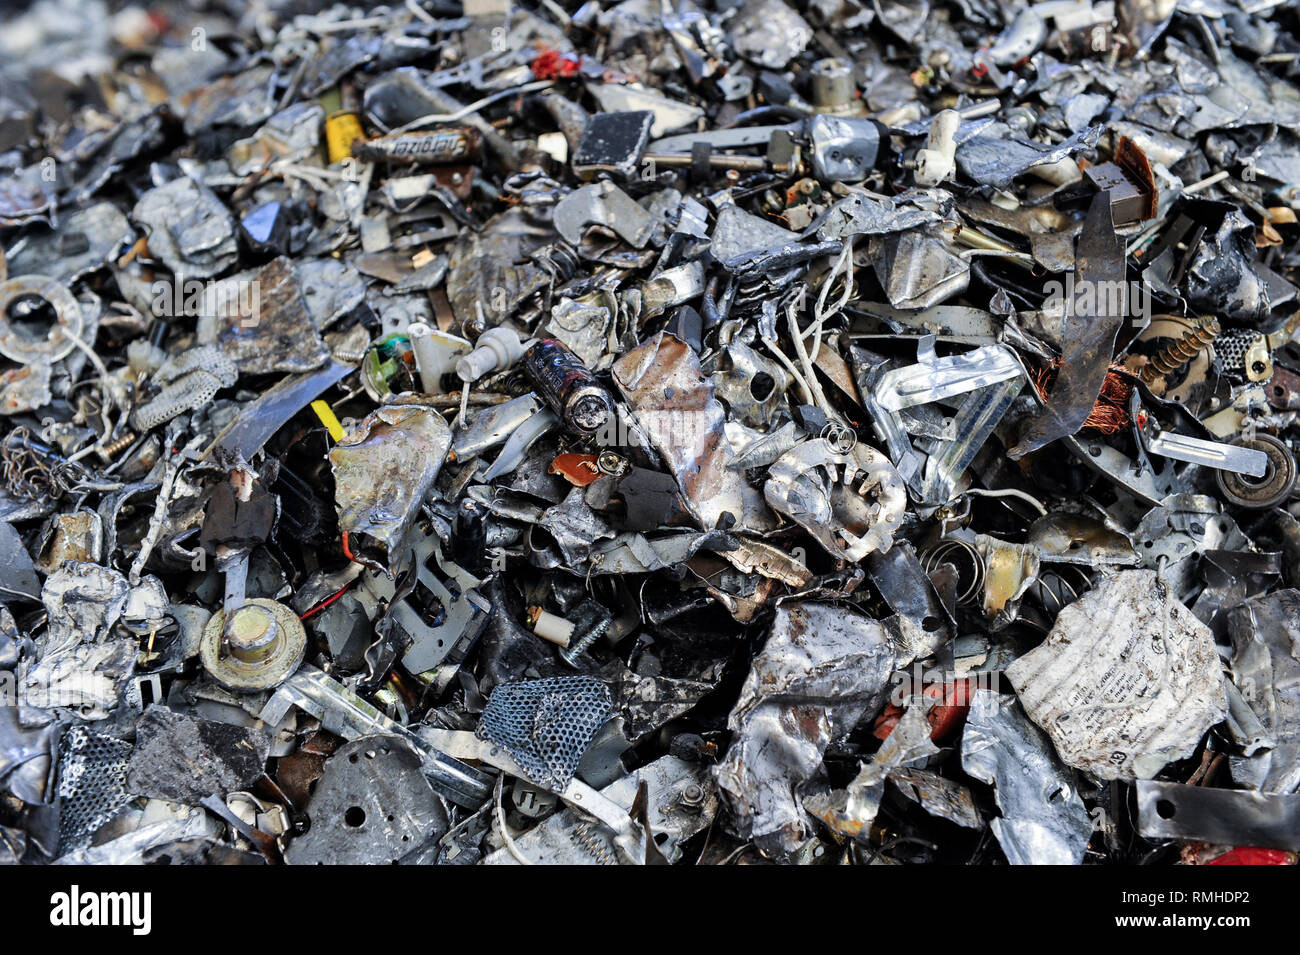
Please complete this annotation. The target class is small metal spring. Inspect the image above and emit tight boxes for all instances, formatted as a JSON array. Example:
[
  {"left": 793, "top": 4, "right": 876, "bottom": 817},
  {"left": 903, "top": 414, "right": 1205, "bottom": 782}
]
[
  {"left": 1141, "top": 317, "right": 1219, "bottom": 383},
  {"left": 570, "top": 821, "right": 617, "bottom": 865},
  {"left": 1029, "top": 565, "right": 1094, "bottom": 615},
  {"left": 96, "top": 432, "right": 137, "bottom": 463},
  {"left": 919, "top": 538, "right": 986, "bottom": 607},
  {"left": 529, "top": 241, "right": 582, "bottom": 284}
]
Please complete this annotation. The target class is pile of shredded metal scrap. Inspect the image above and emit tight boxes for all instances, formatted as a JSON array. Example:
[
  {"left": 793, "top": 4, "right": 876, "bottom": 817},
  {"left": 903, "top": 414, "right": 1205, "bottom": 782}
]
[{"left": 1, "top": 0, "right": 1299, "bottom": 866}]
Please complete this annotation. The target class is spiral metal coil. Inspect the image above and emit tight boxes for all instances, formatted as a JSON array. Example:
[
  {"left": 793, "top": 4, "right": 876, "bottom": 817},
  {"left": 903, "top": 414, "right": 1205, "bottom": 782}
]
[{"left": 919, "top": 538, "right": 986, "bottom": 607}]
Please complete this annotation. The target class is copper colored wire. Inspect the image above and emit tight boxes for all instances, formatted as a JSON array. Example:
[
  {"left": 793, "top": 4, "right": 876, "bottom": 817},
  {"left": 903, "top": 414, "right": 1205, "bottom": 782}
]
[{"left": 1033, "top": 359, "right": 1132, "bottom": 435}]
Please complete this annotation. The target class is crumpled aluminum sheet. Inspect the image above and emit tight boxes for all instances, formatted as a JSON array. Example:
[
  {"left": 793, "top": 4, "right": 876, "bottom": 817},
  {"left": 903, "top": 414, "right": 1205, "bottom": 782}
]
[
  {"left": 16, "top": 562, "right": 138, "bottom": 719},
  {"left": 715, "top": 601, "right": 896, "bottom": 857},
  {"left": 961, "top": 691, "right": 1092, "bottom": 866},
  {"left": 806, "top": 703, "right": 939, "bottom": 841},
  {"left": 870, "top": 228, "right": 970, "bottom": 310},
  {"left": 814, "top": 192, "right": 941, "bottom": 241},
  {"left": 887, "top": 766, "right": 982, "bottom": 829},
  {"left": 728, "top": 0, "right": 811, "bottom": 69},
  {"left": 6, "top": 203, "right": 129, "bottom": 283},
  {"left": 612, "top": 331, "right": 773, "bottom": 532},
  {"left": 1007, "top": 570, "right": 1228, "bottom": 780},
  {"left": 329, "top": 399, "right": 452, "bottom": 562},
  {"left": 1186, "top": 208, "right": 1289, "bottom": 327},
  {"left": 131, "top": 176, "right": 239, "bottom": 278},
  {"left": 710, "top": 203, "right": 801, "bottom": 263},
  {"left": 956, "top": 126, "right": 1101, "bottom": 188},
  {"left": 1226, "top": 591, "right": 1300, "bottom": 795}
]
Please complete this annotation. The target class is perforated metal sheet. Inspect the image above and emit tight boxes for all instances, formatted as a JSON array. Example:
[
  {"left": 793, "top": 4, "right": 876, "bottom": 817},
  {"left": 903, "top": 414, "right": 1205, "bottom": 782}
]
[
  {"left": 478, "top": 677, "right": 614, "bottom": 790},
  {"left": 55, "top": 725, "right": 132, "bottom": 855},
  {"left": 1215, "top": 330, "right": 1260, "bottom": 372}
]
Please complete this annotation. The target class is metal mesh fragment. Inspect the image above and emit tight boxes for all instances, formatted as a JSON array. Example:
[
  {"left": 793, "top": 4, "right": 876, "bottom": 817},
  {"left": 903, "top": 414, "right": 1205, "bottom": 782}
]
[
  {"left": 1214, "top": 330, "right": 1259, "bottom": 373},
  {"left": 55, "top": 725, "right": 133, "bottom": 855},
  {"left": 131, "top": 346, "right": 238, "bottom": 431},
  {"left": 478, "top": 676, "right": 613, "bottom": 791}
]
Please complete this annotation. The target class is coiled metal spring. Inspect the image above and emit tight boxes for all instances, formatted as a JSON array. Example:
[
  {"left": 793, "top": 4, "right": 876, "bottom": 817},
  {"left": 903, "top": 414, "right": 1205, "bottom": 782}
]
[
  {"left": 919, "top": 538, "right": 986, "bottom": 608},
  {"left": 570, "top": 821, "right": 617, "bottom": 865},
  {"left": 1029, "top": 565, "right": 1095, "bottom": 615},
  {"left": 1141, "top": 317, "right": 1219, "bottom": 383},
  {"left": 529, "top": 241, "right": 583, "bottom": 284}
]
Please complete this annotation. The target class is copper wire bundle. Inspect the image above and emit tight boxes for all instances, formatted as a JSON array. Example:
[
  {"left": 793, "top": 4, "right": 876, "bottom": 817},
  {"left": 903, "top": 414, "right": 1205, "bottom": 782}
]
[{"left": 1033, "top": 360, "right": 1132, "bottom": 434}]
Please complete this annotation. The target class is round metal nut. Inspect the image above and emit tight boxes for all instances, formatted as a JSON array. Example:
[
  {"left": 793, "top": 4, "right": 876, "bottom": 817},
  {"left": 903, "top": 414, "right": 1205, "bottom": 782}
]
[
  {"left": 680, "top": 783, "right": 705, "bottom": 809},
  {"left": 200, "top": 598, "right": 307, "bottom": 691},
  {"left": 1215, "top": 434, "right": 1298, "bottom": 509}
]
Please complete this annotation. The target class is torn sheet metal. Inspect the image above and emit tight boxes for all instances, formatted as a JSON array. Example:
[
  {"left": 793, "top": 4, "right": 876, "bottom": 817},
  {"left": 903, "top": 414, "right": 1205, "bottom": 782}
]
[
  {"left": 1010, "top": 194, "right": 1127, "bottom": 458},
  {"left": 131, "top": 176, "right": 238, "bottom": 278},
  {"left": 729, "top": 0, "right": 811, "bottom": 69},
  {"left": 956, "top": 125, "right": 1099, "bottom": 188},
  {"left": 1225, "top": 591, "right": 1300, "bottom": 794},
  {"left": 887, "top": 767, "right": 981, "bottom": 829},
  {"left": 553, "top": 181, "right": 657, "bottom": 249},
  {"left": 1007, "top": 570, "right": 1228, "bottom": 780},
  {"left": 612, "top": 331, "right": 769, "bottom": 532},
  {"left": 871, "top": 228, "right": 970, "bottom": 310},
  {"left": 329, "top": 399, "right": 452, "bottom": 566},
  {"left": 716, "top": 602, "right": 896, "bottom": 858},
  {"left": 1136, "top": 781, "right": 1300, "bottom": 852},
  {"left": 0, "top": 275, "right": 84, "bottom": 365},
  {"left": 807, "top": 704, "right": 939, "bottom": 841},
  {"left": 962, "top": 691, "right": 1092, "bottom": 865}
]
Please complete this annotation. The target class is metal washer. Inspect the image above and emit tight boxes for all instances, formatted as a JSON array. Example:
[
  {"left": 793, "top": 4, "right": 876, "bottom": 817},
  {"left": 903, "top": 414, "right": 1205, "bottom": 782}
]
[
  {"left": 0, "top": 275, "right": 84, "bottom": 365},
  {"left": 200, "top": 598, "right": 308, "bottom": 691},
  {"left": 1215, "top": 434, "right": 1298, "bottom": 509}
]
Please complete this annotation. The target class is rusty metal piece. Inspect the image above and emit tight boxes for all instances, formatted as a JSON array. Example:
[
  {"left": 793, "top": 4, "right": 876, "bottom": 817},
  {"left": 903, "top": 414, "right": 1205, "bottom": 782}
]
[
  {"left": 549, "top": 453, "right": 602, "bottom": 487},
  {"left": 1009, "top": 193, "right": 1127, "bottom": 458}
]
